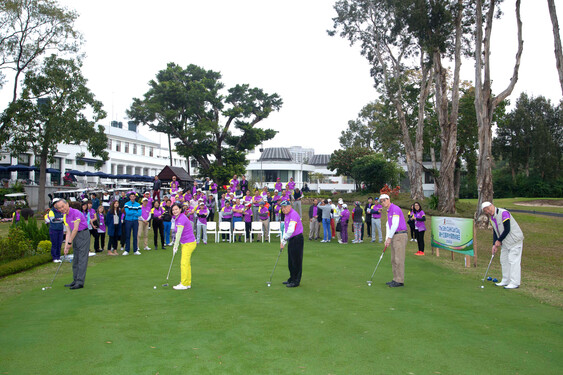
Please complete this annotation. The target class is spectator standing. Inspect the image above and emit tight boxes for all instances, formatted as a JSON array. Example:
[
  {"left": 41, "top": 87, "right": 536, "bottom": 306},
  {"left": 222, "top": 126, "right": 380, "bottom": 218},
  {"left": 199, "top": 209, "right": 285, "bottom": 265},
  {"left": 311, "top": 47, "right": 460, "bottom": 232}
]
[
  {"left": 317, "top": 199, "right": 333, "bottom": 243},
  {"left": 123, "top": 192, "right": 142, "bottom": 256},
  {"left": 96, "top": 205, "right": 107, "bottom": 254},
  {"left": 352, "top": 201, "right": 363, "bottom": 243},
  {"left": 293, "top": 188, "right": 303, "bottom": 217},
  {"left": 138, "top": 198, "right": 152, "bottom": 251},
  {"left": 412, "top": 202, "right": 426, "bottom": 255},
  {"left": 240, "top": 175, "right": 249, "bottom": 195},
  {"left": 45, "top": 201, "right": 64, "bottom": 262},
  {"left": 258, "top": 201, "right": 270, "bottom": 242},
  {"left": 221, "top": 201, "right": 233, "bottom": 241},
  {"left": 340, "top": 203, "right": 350, "bottom": 244},
  {"left": 195, "top": 200, "right": 208, "bottom": 244},
  {"left": 152, "top": 175, "right": 162, "bottom": 203},
  {"left": 364, "top": 197, "right": 373, "bottom": 239},
  {"left": 162, "top": 200, "right": 173, "bottom": 246},
  {"left": 91, "top": 193, "right": 100, "bottom": 211},
  {"left": 151, "top": 200, "right": 165, "bottom": 249},
  {"left": 308, "top": 198, "right": 320, "bottom": 241},
  {"left": 106, "top": 200, "right": 121, "bottom": 255},
  {"left": 370, "top": 198, "right": 383, "bottom": 243}
]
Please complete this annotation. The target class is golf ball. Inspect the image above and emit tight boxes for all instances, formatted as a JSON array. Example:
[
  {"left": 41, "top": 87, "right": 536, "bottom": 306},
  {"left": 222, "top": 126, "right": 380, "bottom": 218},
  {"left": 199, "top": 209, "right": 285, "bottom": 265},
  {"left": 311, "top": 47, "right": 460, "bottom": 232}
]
[
  {"left": 42, "top": 287, "right": 45, "bottom": 290},
  {"left": 481, "top": 285, "right": 484, "bottom": 289},
  {"left": 153, "top": 286, "right": 157, "bottom": 289}
]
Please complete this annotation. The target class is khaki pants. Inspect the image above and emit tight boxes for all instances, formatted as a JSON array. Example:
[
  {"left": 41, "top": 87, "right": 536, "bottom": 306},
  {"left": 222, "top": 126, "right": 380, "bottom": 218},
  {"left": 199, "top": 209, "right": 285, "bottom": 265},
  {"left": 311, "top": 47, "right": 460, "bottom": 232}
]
[
  {"left": 309, "top": 218, "right": 319, "bottom": 239},
  {"left": 259, "top": 219, "right": 269, "bottom": 241},
  {"left": 390, "top": 232, "right": 407, "bottom": 283},
  {"left": 137, "top": 220, "right": 149, "bottom": 249}
]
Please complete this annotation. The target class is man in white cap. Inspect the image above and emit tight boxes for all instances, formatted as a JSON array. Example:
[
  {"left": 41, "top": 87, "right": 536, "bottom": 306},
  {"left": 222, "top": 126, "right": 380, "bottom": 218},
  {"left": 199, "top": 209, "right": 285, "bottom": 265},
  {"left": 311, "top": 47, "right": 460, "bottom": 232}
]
[
  {"left": 380, "top": 193, "right": 408, "bottom": 287},
  {"left": 481, "top": 202, "right": 524, "bottom": 289}
]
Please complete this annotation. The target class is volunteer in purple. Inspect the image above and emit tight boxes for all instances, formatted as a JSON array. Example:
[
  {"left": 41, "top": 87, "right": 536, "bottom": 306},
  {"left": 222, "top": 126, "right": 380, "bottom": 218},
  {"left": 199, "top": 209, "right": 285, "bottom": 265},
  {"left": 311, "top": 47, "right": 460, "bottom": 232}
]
[
  {"left": 138, "top": 197, "right": 152, "bottom": 251},
  {"left": 170, "top": 175, "right": 180, "bottom": 194},
  {"left": 380, "top": 194, "right": 408, "bottom": 288},
  {"left": 232, "top": 198, "right": 245, "bottom": 242},
  {"left": 195, "top": 200, "right": 209, "bottom": 244},
  {"left": 151, "top": 200, "right": 165, "bottom": 249},
  {"left": 280, "top": 200, "right": 304, "bottom": 288},
  {"left": 171, "top": 203, "right": 197, "bottom": 290},
  {"left": 370, "top": 198, "right": 383, "bottom": 243},
  {"left": 308, "top": 199, "right": 320, "bottom": 241},
  {"left": 340, "top": 203, "right": 350, "bottom": 244},
  {"left": 45, "top": 200, "right": 64, "bottom": 262},
  {"left": 221, "top": 201, "right": 233, "bottom": 241},
  {"left": 412, "top": 202, "right": 426, "bottom": 256},
  {"left": 54, "top": 199, "right": 90, "bottom": 289},
  {"left": 286, "top": 177, "right": 296, "bottom": 191},
  {"left": 481, "top": 202, "right": 524, "bottom": 289},
  {"left": 274, "top": 177, "right": 282, "bottom": 192},
  {"left": 258, "top": 200, "right": 270, "bottom": 242}
]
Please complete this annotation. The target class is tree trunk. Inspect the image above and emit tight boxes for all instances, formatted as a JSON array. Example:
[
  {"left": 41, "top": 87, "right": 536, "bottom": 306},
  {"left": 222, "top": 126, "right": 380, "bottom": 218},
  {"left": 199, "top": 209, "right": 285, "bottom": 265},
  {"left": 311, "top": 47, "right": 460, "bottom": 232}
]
[
  {"left": 454, "top": 158, "right": 461, "bottom": 199},
  {"left": 430, "top": 147, "right": 437, "bottom": 193},
  {"left": 547, "top": 0, "right": 563, "bottom": 96},
  {"left": 38, "top": 152, "right": 48, "bottom": 213},
  {"left": 474, "top": 0, "right": 523, "bottom": 227}
]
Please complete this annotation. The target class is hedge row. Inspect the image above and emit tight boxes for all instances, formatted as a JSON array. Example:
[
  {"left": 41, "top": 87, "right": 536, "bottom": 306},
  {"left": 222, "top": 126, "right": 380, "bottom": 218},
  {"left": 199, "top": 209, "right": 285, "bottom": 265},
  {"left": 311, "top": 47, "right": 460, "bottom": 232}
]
[{"left": 0, "top": 253, "right": 53, "bottom": 279}]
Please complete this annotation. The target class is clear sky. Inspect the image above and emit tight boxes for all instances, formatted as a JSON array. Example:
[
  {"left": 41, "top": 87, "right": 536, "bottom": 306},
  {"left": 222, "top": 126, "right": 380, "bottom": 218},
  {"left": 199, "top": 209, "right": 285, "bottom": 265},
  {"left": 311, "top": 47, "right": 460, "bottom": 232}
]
[{"left": 6, "top": 0, "right": 563, "bottom": 155}]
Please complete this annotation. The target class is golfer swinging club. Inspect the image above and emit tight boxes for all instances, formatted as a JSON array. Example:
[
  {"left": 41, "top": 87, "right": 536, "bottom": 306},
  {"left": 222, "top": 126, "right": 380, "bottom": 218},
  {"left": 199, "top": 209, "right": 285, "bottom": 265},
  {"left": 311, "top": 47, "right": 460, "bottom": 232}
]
[
  {"left": 280, "top": 200, "right": 304, "bottom": 288},
  {"left": 481, "top": 202, "right": 524, "bottom": 289}
]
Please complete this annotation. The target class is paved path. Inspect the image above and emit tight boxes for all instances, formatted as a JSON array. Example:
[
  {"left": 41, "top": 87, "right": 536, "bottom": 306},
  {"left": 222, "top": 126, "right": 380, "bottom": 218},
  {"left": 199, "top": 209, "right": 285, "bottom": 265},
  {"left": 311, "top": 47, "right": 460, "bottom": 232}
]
[{"left": 510, "top": 208, "right": 563, "bottom": 218}]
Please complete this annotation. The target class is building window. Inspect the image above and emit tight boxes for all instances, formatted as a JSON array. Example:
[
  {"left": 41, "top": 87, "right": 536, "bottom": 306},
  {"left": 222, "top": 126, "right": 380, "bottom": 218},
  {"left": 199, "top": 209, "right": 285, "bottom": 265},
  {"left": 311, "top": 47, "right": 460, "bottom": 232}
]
[
  {"left": 141, "top": 145, "right": 145, "bottom": 156},
  {"left": 133, "top": 144, "right": 137, "bottom": 154},
  {"left": 425, "top": 172, "right": 434, "bottom": 184},
  {"left": 111, "top": 121, "right": 123, "bottom": 129},
  {"left": 124, "top": 142, "right": 129, "bottom": 153},
  {"left": 149, "top": 147, "right": 153, "bottom": 157},
  {"left": 115, "top": 141, "right": 121, "bottom": 152},
  {"left": 128, "top": 121, "right": 137, "bottom": 132},
  {"left": 107, "top": 139, "right": 112, "bottom": 150},
  {"left": 65, "top": 159, "right": 73, "bottom": 165}
]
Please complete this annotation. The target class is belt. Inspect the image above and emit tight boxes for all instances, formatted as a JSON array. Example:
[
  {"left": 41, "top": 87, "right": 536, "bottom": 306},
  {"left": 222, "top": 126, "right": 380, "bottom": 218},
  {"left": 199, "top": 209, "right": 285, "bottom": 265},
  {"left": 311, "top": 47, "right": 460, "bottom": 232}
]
[
  {"left": 395, "top": 230, "right": 407, "bottom": 234},
  {"left": 79, "top": 228, "right": 89, "bottom": 233}
]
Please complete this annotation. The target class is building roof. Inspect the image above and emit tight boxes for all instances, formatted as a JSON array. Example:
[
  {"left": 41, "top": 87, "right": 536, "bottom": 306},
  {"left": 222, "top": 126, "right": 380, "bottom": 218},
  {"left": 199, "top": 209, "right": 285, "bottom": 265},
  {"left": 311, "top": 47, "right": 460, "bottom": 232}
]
[
  {"left": 158, "top": 166, "right": 194, "bottom": 182},
  {"left": 309, "top": 154, "right": 331, "bottom": 166},
  {"left": 258, "top": 148, "right": 293, "bottom": 162}
]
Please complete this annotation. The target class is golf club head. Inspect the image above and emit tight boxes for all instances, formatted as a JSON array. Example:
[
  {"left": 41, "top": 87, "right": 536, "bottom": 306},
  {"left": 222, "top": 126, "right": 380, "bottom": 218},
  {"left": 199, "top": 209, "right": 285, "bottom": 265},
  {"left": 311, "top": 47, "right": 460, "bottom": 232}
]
[
  {"left": 366, "top": 281, "right": 372, "bottom": 286},
  {"left": 162, "top": 283, "right": 169, "bottom": 287},
  {"left": 267, "top": 282, "right": 271, "bottom": 287}
]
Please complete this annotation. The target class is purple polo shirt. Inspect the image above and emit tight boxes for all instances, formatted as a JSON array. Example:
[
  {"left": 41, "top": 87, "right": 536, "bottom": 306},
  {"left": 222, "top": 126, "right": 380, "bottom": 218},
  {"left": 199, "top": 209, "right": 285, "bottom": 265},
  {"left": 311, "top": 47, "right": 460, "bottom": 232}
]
[
  {"left": 233, "top": 204, "right": 245, "bottom": 217},
  {"left": 196, "top": 205, "right": 208, "bottom": 224},
  {"left": 170, "top": 180, "right": 179, "bottom": 193},
  {"left": 311, "top": 206, "right": 317, "bottom": 218},
  {"left": 253, "top": 195, "right": 261, "bottom": 207},
  {"left": 340, "top": 209, "right": 350, "bottom": 222},
  {"left": 413, "top": 210, "right": 426, "bottom": 231},
  {"left": 244, "top": 195, "right": 253, "bottom": 204},
  {"left": 140, "top": 204, "right": 152, "bottom": 220},
  {"left": 151, "top": 207, "right": 164, "bottom": 219},
  {"left": 98, "top": 213, "right": 106, "bottom": 232},
  {"left": 222, "top": 206, "right": 233, "bottom": 219},
  {"left": 387, "top": 203, "right": 407, "bottom": 232},
  {"left": 210, "top": 183, "right": 218, "bottom": 194},
  {"left": 287, "top": 181, "right": 295, "bottom": 190},
  {"left": 64, "top": 208, "right": 88, "bottom": 232},
  {"left": 258, "top": 206, "right": 269, "bottom": 220},
  {"left": 370, "top": 204, "right": 382, "bottom": 219},
  {"left": 175, "top": 213, "right": 196, "bottom": 244},
  {"left": 243, "top": 206, "right": 253, "bottom": 222},
  {"left": 275, "top": 181, "right": 282, "bottom": 191},
  {"left": 284, "top": 208, "right": 303, "bottom": 238}
]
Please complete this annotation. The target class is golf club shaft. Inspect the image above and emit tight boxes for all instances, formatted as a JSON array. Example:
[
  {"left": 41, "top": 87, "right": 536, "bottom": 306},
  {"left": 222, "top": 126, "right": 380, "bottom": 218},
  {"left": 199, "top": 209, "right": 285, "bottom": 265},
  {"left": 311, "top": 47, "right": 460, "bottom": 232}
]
[
  {"left": 269, "top": 248, "right": 283, "bottom": 283},
  {"left": 166, "top": 251, "right": 176, "bottom": 281},
  {"left": 482, "top": 254, "right": 495, "bottom": 282},
  {"left": 369, "top": 244, "right": 388, "bottom": 282},
  {"left": 48, "top": 260, "right": 64, "bottom": 288}
]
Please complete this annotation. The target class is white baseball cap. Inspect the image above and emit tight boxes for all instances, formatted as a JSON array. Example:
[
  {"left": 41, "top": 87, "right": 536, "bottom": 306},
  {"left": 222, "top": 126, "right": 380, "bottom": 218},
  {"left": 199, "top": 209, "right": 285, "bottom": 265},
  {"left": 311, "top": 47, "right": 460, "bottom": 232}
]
[
  {"left": 378, "top": 194, "right": 390, "bottom": 201},
  {"left": 481, "top": 201, "right": 492, "bottom": 210}
]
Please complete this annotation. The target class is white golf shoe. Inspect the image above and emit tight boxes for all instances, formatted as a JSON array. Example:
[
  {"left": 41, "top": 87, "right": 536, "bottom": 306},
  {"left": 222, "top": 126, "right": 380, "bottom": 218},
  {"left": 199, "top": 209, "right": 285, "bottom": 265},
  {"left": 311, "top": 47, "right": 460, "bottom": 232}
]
[
  {"left": 122, "top": 251, "right": 129, "bottom": 256},
  {"left": 173, "top": 284, "right": 191, "bottom": 290},
  {"left": 144, "top": 246, "right": 151, "bottom": 251},
  {"left": 134, "top": 251, "right": 142, "bottom": 255},
  {"left": 495, "top": 280, "right": 509, "bottom": 287},
  {"left": 504, "top": 284, "right": 519, "bottom": 289}
]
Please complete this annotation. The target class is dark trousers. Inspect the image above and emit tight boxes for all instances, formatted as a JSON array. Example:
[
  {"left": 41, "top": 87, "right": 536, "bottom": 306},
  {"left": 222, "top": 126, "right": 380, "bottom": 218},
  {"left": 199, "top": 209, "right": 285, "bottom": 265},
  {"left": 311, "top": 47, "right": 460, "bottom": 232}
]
[
  {"left": 90, "top": 229, "right": 99, "bottom": 251},
  {"left": 245, "top": 221, "right": 251, "bottom": 239},
  {"left": 415, "top": 230, "right": 425, "bottom": 253},
  {"left": 408, "top": 221, "right": 416, "bottom": 239},
  {"left": 72, "top": 229, "right": 90, "bottom": 286},
  {"left": 208, "top": 210, "right": 215, "bottom": 222},
  {"left": 124, "top": 220, "right": 139, "bottom": 252},
  {"left": 153, "top": 219, "right": 165, "bottom": 249},
  {"left": 108, "top": 235, "right": 118, "bottom": 250},
  {"left": 287, "top": 234, "right": 304, "bottom": 285},
  {"left": 120, "top": 224, "right": 127, "bottom": 248},
  {"left": 96, "top": 233, "right": 105, "bottom": 251},
  {"left": 49, "top": 230, "right": 64, "bottom": 260},
  {"left": 365, "top": 216, "right": 372, "bottom": 237}
]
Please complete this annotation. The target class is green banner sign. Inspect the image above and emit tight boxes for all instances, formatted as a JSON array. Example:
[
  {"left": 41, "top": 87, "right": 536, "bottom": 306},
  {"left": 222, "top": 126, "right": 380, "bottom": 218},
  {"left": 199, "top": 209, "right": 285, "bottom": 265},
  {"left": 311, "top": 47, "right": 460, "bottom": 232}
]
[{"left": 430, "top": 216, "right": 474, "bottom": 256}]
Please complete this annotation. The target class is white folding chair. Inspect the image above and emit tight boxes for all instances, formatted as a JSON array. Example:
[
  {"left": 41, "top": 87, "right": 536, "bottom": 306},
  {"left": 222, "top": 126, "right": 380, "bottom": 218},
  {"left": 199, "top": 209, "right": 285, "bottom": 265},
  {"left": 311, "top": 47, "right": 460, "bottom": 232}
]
[
  {"left": 206, "top": 221, "right": 218, "bottom": 243},
  {"left": 218, "top": 221, "right": 232, "bottom": 243},
  {"left": 268, "top": 221, "right": 281, "bottom": 243},
  {"left": 232, "top": 221, "right": 247, "bottom": 242},
  {"left": 250, "top": 221, "right": 264, "bottom": 243}
]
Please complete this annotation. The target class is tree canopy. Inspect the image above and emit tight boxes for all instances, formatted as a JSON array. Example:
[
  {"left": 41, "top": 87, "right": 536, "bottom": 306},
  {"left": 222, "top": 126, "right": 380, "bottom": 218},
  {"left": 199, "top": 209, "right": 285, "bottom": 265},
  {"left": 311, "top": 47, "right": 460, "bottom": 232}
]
[
  {"left": 5, "top": 55, "right": 107, "bottom": 210},
  {"left": 128, "top": 63, "right": 282, "bottom": 184}
]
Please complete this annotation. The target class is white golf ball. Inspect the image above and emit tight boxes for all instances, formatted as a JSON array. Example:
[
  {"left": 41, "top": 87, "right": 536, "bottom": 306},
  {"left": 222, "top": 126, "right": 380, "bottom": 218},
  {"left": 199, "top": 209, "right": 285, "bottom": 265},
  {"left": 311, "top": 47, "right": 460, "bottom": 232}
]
[
  {"left": 153, "top": 286, "right": 157, "bottom": 289},
  {"left": 42, "top": 287, "right": 45, "bottom": 290},
  {"left": 480, "top": 285, "right": 484, "bottom": 289}
]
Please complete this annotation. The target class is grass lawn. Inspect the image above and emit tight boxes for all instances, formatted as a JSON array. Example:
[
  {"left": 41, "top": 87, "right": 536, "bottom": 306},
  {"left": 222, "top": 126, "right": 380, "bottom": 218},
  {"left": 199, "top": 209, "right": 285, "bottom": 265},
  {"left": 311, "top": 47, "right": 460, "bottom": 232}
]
[
  {"left": 1, "top": 199, "right": 562, "bottom": 374},
  {"left": 1, "top": 215, "right": 562, "bottom": 374}
]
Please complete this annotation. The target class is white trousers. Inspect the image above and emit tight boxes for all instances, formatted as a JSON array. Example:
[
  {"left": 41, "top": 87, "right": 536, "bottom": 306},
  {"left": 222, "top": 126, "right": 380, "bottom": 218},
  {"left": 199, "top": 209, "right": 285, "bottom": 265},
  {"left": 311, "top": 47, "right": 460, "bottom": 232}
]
[{"left": 500, "top": 240, "right": 523, "bottom": 286}]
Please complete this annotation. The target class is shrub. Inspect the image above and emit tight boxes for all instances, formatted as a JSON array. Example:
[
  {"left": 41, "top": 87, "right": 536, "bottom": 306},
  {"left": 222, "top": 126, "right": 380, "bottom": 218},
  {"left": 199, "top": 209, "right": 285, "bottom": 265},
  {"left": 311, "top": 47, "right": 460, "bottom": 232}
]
[
  {"left": 15, "top": 218, "right": 49, "bottom": 250},
  {"left": 427, "top": 194, "right": 439, "bottom": 210},
  {"left": 37, "top": 240, "right": 52, "bottom": 255},
  {"left": 0, "top": 227, "right": 34, "bottom": 263},
  {"left": 0, "top": 254, "right": 52, "bottom": 278}
]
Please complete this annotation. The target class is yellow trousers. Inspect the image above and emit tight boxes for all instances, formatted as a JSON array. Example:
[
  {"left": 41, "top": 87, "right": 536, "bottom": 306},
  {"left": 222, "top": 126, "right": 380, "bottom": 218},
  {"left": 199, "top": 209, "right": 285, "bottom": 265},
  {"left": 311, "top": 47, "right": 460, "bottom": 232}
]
[{"left": 180, "top": 241, "right": 197, "bottom": 286}]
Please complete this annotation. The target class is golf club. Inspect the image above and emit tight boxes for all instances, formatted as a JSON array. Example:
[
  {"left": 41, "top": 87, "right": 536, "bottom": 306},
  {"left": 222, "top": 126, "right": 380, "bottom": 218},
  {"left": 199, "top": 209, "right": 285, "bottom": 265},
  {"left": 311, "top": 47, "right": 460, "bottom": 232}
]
[
  {"left": 480, "top": 253, "right": 495, "bottom": 288},
  {"left": 42, "top": 260, "right": 63, "bottom": 290},
  {"left": 162, "top": 250, "right": 176, "bottom": 287},
  {"left": 267, "top": 248, "right": 283, "bottom": 287},
  {"left": 366, "top": 244, "right": 388, "bottom": 286}
]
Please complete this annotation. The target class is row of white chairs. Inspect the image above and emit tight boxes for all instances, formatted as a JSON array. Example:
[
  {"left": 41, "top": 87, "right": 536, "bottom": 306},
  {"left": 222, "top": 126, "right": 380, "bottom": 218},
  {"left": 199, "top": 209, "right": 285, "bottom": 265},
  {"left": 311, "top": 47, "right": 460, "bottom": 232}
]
[{"left": 205, "top": 221, "right": 282, "bottom": 243}]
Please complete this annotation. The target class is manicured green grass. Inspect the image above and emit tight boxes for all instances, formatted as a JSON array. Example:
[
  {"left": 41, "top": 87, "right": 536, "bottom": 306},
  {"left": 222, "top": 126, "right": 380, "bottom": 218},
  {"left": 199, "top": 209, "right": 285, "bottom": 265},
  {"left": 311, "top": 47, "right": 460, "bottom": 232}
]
[{"left": 1, "top": 234, "right": 562, "bottom": 374}]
